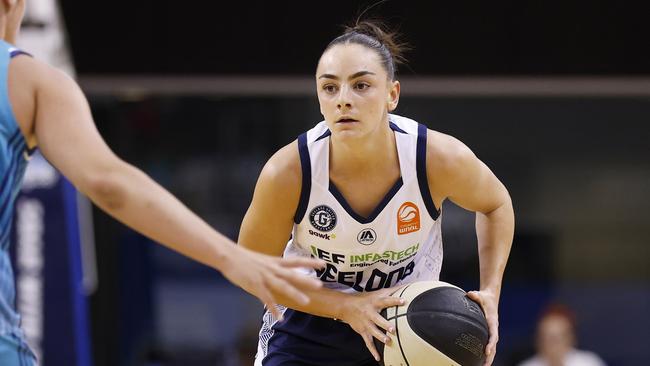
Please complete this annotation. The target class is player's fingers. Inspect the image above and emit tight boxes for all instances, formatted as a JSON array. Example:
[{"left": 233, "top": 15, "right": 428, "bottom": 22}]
[
  {"left": 279, "top": 256, "right": 327, "bottom": 270},
  {"left": 484, "top": 349, "right": 496, "bottom": 366},
  {"left": 267, "top": 302, "right": 283, "bottom": 321},
  {"left": 274, "top": 267, "right": 323, "bottom": 292},
  {"left": 362, "top": 333, "right": 381, "bottom": 361},
  {"left": 484, "top": 341, "right": 496, "bottom": 366},
  {"left": 485, "top": 324, "right": 499, "bottom": 358},
  {"left": 258, "top": 285, "right": 283, "bottom": 321},
  {"left": 377, "top": 295, "right": 405, "bottom": 310},
  {"left": 466, "top": 291, "right": 483, "bottom": 306},
  {"left": 268, "top": 274, "right": 311, "bottom": 306},
  {"left": 371, "top": 312, "right": 395, "bottom": 335},
  {"left": 368, "top": 322, "right": 390, "bottom": 346},
  {"left": 467, "top": 291, "right": 498, "bottom": 362}
]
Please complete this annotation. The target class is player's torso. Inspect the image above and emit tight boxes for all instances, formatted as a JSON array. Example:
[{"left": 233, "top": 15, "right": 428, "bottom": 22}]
[
  {"left": 257, "top": 115, "right": 445, "bottom": 366},
  {"left": 289, "top": 114, "right": 444, "bottom": 293}
]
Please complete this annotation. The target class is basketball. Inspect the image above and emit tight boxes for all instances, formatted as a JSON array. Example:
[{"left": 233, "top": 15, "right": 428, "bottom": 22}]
[{"left": 375, "top": 281, "right": 489, "bottom": 366}]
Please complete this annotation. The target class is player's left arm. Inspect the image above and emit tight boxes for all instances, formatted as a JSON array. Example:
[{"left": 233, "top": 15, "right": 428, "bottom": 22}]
[{"left": 426, "top": 130, "right": 514, "bottom": 366}]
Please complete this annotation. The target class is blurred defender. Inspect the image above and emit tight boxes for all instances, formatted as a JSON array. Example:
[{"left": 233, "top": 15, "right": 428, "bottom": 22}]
[
  {"left": 518, "top": 304, "right": 606, "bottom": 366},
  {"left": 0, "top": 0, "right": 324, "bottom": 364}
]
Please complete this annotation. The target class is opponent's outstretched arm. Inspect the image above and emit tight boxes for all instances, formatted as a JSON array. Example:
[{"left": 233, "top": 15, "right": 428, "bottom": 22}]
[{"left": 19, "top": 57, "right": 324, "bottom": 317}]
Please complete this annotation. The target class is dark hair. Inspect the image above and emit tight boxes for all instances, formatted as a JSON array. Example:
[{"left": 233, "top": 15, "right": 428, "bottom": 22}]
[
  {"left": 324, "top": 20, "right": 409, "bottom": 80},
  {"left": 539, "top": 303, "right": 577, "bottom": 330}
]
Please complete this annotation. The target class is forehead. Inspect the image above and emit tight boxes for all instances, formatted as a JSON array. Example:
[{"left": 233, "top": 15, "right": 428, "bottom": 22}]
[
  {"left": 540, "top": 315, "right": 571, "bottom": 332},
  {"left": 316, "top": 43, "right": 386, "bottom": 77}
]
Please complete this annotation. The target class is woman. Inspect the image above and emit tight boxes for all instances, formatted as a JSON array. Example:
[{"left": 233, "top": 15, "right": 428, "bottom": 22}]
[
  {"left": 0, "top": 0, "right": 323, "bottom": 363},
  {"left": 518, "top": 304, "right": 606, "bottom": 366},
  {"left": 240, "top": 20, "right": 514, "bottom": 366}
]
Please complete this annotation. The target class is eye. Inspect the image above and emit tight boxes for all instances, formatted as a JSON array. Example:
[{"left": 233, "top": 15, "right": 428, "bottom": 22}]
[
  {"left": 354, "top": 82, "right": 370, "bottom": 91},
  {"left": 323, "top": 84, "right": 338, "bottom": 93}
]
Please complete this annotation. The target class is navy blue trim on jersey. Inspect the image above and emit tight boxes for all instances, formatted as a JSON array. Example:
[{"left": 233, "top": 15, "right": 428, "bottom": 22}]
[
  {"left": 294, "top": 133, "right": 311, "bottom": 224},
  {"left": 318, "top": 123, "right": 404, "bottom": 138},
  {"left": 9, "top": 50, "right": 32, "bottom": 59},
  {"left": 315, "top": 129, "right": 331, "bottom": 141},
  {"left": 329, "top": 177, "right": 403, "bottom": 224},
  {"left": 416, "top": 123, "right": 440, "bottom": 220},
  {"left": 389, "top": 121, "right": 407, "bottom": 134}
]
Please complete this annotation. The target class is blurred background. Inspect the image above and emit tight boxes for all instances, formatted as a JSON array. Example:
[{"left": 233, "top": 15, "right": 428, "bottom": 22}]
[{"left": 11, "top": 1, "right": 650, "bottom": 365}]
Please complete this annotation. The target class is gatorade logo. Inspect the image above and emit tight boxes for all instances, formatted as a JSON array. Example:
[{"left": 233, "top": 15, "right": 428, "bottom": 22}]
[
  {"left": 397, "top": 202, "right": 420, "bottom": 235},
  {"left": 357, "top": 228, "right": 377, "bottom": 245}
]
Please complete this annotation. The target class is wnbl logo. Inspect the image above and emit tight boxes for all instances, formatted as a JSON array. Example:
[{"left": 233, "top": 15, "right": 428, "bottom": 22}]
[
  {"left": 357, "top": 229, "right": 377, "bottom": 245},
  {"left": 397, "top": 202, "right": 420, "bottom": 235}
]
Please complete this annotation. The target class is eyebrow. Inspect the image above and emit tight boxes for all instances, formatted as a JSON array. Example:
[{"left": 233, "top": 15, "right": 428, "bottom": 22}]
[{"left": 318, "top": 70, "right": 376, "bottom": 80}]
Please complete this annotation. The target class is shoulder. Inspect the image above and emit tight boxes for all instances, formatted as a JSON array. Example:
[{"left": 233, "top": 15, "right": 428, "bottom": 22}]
[
  {"left": 9, "top": 53, "right": 83, "bottom": 108},
  {"left": 257, "top": 140, "right": 302, "bottom": 194},
  {"left": 7, "top": 54, "right": 64, "bottom": 109},
  {"left": 422, "top": 127, "right": 485, "bottom": 203},
  {"left": 569, "top": 350, "right": 607, "bottom": 365},
  {"left": 7, "top": 55, "right": 75, "bottom": 146},
  {"left": 9, "top": 54, "right": 73, "bottom": 88},
  {"left": 425, "top": 128, "right": 477, "bottom": 177}
]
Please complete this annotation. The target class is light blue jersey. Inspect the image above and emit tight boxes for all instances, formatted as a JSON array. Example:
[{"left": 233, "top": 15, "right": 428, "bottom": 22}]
[{"left": 0, "top": 40, "right": 37, "bottom": 365}]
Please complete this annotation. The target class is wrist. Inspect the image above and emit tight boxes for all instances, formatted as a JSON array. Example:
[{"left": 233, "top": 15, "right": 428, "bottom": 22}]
[
  {"left": 332, "top": 292, "right": 354, "bottom": 321},
  {"left": 478, "top": 285, "right": 501, "bottom": 307},
  {"left": 211, "top": 240, "right": 239, "bottom": 274}
]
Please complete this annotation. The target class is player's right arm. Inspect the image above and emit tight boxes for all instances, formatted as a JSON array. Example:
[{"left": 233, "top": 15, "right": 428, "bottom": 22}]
[
  {"left": 10, "top": 56, "right": 325, "bottom": 317},
  {"left": 238, "top": 141, "right": 403, "bottom": 361}
]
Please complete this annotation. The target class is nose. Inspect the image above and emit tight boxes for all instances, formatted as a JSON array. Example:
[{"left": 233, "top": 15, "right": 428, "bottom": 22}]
[{"left": 337, "top": 85, "right": 352, "bottom": 110}]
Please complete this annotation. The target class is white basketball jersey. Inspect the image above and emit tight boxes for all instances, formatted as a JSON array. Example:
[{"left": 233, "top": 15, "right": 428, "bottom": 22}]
[{"left": 286, "top": 114, "right": 443, "bottom": 293}]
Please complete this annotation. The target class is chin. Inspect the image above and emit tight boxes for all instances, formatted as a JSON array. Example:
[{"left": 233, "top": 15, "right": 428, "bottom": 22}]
[{"left": 331, "top": 128, "right": 366, "bottom": 142}]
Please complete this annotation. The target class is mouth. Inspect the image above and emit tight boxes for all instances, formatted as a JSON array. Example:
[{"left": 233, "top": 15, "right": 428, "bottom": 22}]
[{"left": 336, "top": 117, "right": 359, "bottom": 123}]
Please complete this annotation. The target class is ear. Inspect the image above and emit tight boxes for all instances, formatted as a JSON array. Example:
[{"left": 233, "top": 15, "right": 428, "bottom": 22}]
[{"left": 387, "top": 80, "right": 400, "bottom": 112}]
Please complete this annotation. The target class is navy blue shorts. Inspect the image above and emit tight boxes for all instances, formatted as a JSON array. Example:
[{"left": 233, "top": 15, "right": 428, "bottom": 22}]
[{"left": 258, "top": 308, "right": 379, "bottom": 366}]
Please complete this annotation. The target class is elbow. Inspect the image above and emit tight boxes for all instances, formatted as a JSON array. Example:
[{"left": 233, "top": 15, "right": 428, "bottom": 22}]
[
  {"left": 495, "top": 184, "right": 513, "bottom": 213},
  {"left": 84, "top": 167, "right": 130, "bottom": 212},
  {"left": 482, "top": 190, "right": 513, "bottom": 217}
]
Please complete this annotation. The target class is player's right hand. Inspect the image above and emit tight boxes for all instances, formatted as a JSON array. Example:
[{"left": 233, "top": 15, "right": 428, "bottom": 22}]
[
  {"left": 338, "top": 288, "right": 406, "bottom": 361},
  {"left": 220, "top": 245, "right": 326, "bottom": 320}
]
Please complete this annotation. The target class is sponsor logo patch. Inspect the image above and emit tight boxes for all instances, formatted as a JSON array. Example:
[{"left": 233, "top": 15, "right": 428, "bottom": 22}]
[
  {"left": 357, "top": 228, "right": 377, "bottom": 245},
  {"left": 309, "top": 229, "right": 332, "bottom": 240},
  {"left": 309, "top": 205, "right": 337, "bottom": 232},
  {"left": 397, "top": 201, "right": 420, "bottom": 235}
]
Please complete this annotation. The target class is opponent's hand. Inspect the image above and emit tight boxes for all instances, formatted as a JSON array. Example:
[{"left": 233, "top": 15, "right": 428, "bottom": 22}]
[
  {"left": 221, "top": 246, "right": 325, "bottom": 320},
  {"left": 339, "top": 288, "right": 406, "bottom": 361},
  {"left": 467, "top": 290, "right": 500, "bottom": 366}
]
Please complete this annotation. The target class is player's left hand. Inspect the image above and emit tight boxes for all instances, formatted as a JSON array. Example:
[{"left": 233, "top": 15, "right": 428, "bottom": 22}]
[{"left": 467, "top": 289, "right": 499, "bottom": 366}]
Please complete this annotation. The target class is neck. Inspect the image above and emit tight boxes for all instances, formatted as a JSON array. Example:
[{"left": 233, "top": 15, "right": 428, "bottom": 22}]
[{"left": 329, "top": 122, "right": 398, "bottom": 178}]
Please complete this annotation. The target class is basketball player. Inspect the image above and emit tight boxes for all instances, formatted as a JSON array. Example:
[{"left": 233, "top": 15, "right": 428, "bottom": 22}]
[
  {"left": 0, "top": 0, "right": 325, "bottom": 364},
  {"left": 240, "top": 21, "right": 514, "bottom": 366}
]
